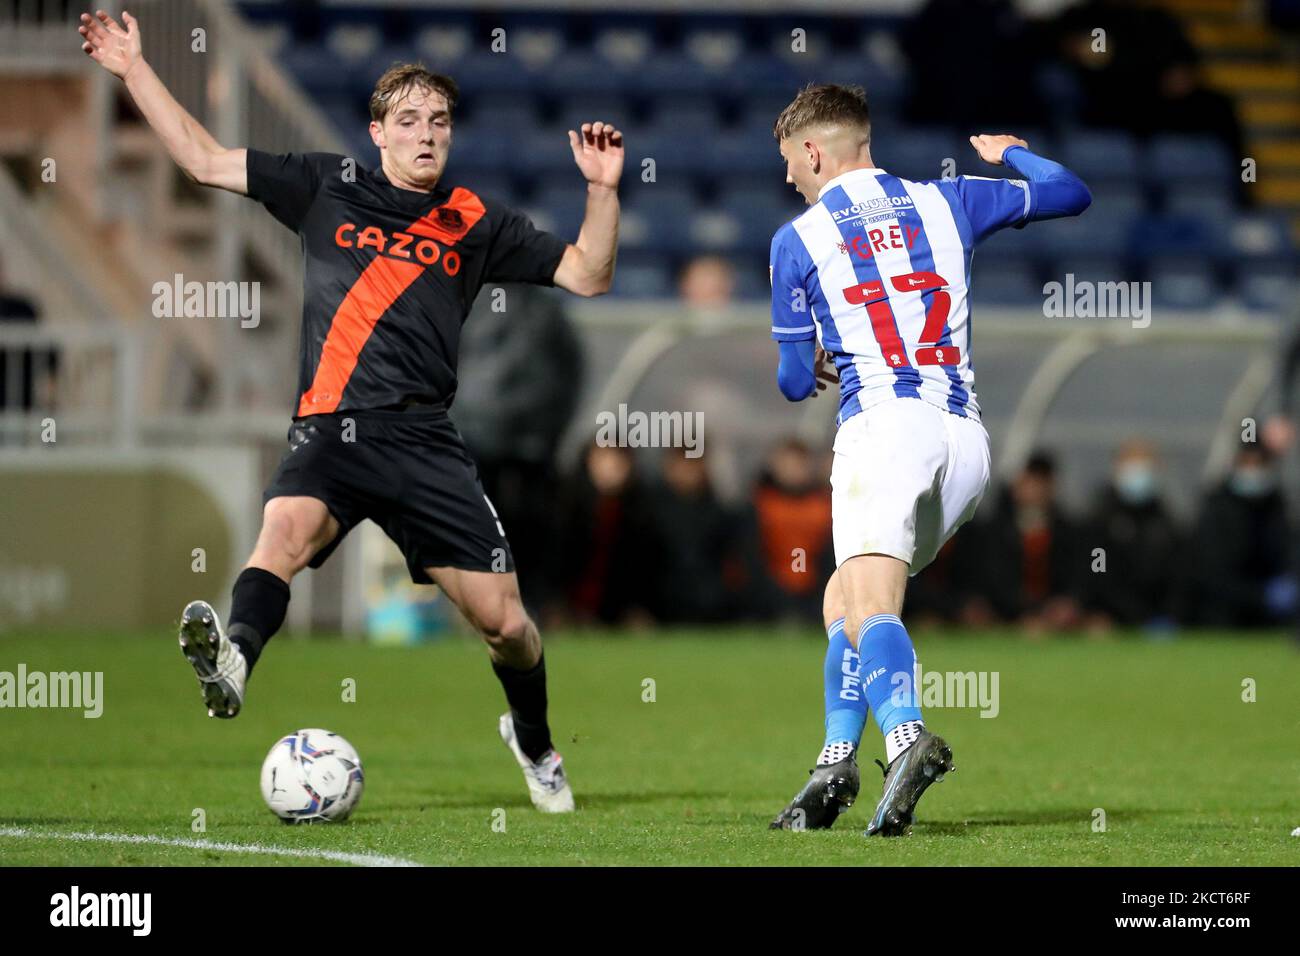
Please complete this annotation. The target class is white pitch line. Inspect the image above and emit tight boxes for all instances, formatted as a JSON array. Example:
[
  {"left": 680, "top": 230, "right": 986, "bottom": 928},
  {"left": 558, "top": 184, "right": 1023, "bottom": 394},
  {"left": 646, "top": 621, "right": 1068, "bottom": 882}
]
[{"left": 0, "top": 826, "right": 422, "bottom": 867}]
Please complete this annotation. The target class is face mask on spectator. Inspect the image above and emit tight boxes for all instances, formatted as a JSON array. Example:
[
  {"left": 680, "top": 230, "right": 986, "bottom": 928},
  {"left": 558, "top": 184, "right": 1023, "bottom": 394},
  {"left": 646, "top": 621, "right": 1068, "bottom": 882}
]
[
  {"left": 1228, "top": 467, "right": 1274, "bottom": 499},
  {"left": 1114, "top": 463, "right": 1156, "bottom": 505}
]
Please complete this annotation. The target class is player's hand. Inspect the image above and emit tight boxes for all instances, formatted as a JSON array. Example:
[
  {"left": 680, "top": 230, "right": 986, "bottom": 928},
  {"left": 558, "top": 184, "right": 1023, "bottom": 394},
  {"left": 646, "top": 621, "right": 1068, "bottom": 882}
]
[
  {"left": 812, "top": 346, "right": 839, "bottom": 396},
  {"left": 79, "top": 9, "right": 144, "bottom": 81},
  {"left": 568, "top": 121, "right": 624, "bottom": 189},
  {"left": 968, "top": 134, "right": 1028, "bottom": 165}
]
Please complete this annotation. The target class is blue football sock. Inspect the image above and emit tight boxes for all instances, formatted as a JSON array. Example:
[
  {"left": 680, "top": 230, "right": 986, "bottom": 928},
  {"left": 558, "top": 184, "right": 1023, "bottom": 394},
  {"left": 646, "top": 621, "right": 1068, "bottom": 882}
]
[
  {"left": 858, "top": 613, "right": 923, "bottom": 737},
  {"left": 822, "top": 617, "right": 868, "bottom": 754}
]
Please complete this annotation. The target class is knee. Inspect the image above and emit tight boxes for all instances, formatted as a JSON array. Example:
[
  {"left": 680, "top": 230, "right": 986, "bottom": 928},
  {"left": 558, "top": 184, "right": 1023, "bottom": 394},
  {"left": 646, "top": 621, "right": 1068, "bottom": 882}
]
[
  {"left": 471, "top": 595, "right": 533, "bottom": 652},
  {"left": 259, "top": 505, "right": 325, "bottom": 571}
]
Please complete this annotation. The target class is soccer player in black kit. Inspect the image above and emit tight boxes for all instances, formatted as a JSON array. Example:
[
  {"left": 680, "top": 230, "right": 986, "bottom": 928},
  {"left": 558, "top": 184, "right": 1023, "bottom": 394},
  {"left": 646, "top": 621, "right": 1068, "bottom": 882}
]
[{"left": 81, "top": 9, "right": 623, "bottom": 812}]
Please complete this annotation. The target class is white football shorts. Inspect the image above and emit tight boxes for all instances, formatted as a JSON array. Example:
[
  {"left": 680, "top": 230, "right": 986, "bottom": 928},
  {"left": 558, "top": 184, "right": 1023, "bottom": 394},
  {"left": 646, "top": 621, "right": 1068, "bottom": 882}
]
[{"left": 830, "top": 397, "right": 991, "bottom": 574}]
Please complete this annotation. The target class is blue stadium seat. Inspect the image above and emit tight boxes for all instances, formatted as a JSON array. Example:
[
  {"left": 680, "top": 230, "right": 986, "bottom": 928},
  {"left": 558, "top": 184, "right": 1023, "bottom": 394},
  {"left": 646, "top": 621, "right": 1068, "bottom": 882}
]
[
  {"left": 625, "top": 183, "right": 696, "bottom": 219},
  {"left": 1033, "top": 211, "right": 1135, "bottom": 258},
  {"left": 624, "top": 53, "right": 723, "bottom": 96},
  {"left": 739, "top": 93, "right": 806, "bottom": 135},
  {"left": 875, "top": 128, "right": 963, "bottom": 182},
  {"left": 723, "top": 53, "right": 806, "bottom": 98},
  {"left": 1163, "top": 184, "right": 1236, "bottom": 224},
  {"left": 1235, "top": 260, "right": 1297, "bottom": 313},
  {"left": 610, "top": 256, "right": 674, "bottom": 298},
  {"left": 1226, "top": 212, "right": 1294, "bottom": 260},
  {"left": 713, "top": 129, "right": 791, "bottom": 175},
  {"left": 1129, "top": 214, "right": 1228, "bottom": 260},
  {"left": 972, "top": 263, "right": 1043, "bottom": 306},
  {"left": 555, "top": 94, "right": 635, "bottom": 135},
  {"left": 1088, "top": 184, "right": 1148, "bottom": 220},
  {"left": 450, "top": 124, "right": 528, "bottom": 173},
  {"left": 283, "top": 45, "right": 356, "bottom": 96},
  {"left": 1060, "top": 130, "right": 1141, "bottom": 184},
  {"left": 731, "top": 260, "right": 771, "bottom": 301},
  {"left": 644, "top": 95, "right": 723, "bottom": 136},
  {"left": 818, "top": 52, "right": 908, "bottom": 108},
  {"left": 1148, "top": 259, "right": 1224, "bottom": 311},
  {"left": 689, "top": 208, "right": 744, "bottom": 254},
  {"left": 459, "top": 93, "right": 540, "bottom": 134},
  {"left": 716, "top": 175, "right": 802, "bottom": 215},
  {"left": 449, "top": 50, "right": 537, "bottom": 96},
  {"left": 1053, "top": 257, "right": 1131, "bottom": 287},
  {"left": 1146, "top": 135, "right": 1235, "bottom": 186}
]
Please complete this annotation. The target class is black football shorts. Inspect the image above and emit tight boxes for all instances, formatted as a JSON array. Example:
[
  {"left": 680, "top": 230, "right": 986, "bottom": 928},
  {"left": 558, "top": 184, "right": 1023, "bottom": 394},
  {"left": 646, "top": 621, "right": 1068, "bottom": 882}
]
[{"left": 263, "top": 406, "right": 514, "bottom": 582}]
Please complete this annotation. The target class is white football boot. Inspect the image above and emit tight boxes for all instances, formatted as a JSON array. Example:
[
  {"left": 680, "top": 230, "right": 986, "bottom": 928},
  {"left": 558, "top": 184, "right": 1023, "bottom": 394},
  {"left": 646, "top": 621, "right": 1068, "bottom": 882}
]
[
  {"left": 178, "top": 600, "right": 247, "bottom": 718},
  {"left": 498, "top": 712, "right": 575, "bottom": 813}
]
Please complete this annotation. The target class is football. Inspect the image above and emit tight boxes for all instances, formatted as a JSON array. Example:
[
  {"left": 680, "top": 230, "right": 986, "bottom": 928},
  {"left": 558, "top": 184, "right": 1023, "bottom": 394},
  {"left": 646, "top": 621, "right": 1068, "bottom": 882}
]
[{"left": 259, "top": 728, "right": 365, "bottom": 824}]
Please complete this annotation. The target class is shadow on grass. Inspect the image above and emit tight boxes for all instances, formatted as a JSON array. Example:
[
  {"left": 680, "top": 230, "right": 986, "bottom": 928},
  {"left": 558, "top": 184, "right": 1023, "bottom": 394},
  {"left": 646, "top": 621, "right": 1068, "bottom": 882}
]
[
  {"left": 375, "top": 789, "right": 734, "bottom": 814},
  {"left": 917, "top": 807, "right": 1179, "bottom": 835}
]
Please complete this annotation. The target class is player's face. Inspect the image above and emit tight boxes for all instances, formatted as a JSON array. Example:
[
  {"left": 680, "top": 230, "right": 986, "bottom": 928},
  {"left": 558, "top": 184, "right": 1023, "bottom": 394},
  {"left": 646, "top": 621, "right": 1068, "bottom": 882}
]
[
  {"left": 778, "top": 136, "right": 819, "bottom": 205},
  {"left": 371, "top": 86, "right": 452, "bottom": 190}
]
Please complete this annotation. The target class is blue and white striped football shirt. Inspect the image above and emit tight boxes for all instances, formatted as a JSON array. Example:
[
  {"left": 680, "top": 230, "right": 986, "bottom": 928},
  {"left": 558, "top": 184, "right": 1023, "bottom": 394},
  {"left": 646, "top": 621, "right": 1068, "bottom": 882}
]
[{"left": 770, "top": 167, "right": 1036, "bottom": 426}]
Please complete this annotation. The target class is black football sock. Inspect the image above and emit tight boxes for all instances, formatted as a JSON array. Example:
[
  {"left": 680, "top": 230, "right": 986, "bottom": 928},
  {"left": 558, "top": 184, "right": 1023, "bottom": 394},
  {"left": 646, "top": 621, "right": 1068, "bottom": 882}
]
[
  {"left": 492, "top": 654, "right": 553, "bottom": 761},
  {"left": 228, "top": 567, "right": 290, "bottom": 674}
]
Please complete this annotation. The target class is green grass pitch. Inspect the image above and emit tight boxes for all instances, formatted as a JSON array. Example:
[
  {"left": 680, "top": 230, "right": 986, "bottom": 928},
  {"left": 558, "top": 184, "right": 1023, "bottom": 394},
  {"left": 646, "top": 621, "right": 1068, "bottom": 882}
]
[{"left": 0, "top": 628, "right": 1296, "bottom": 865}]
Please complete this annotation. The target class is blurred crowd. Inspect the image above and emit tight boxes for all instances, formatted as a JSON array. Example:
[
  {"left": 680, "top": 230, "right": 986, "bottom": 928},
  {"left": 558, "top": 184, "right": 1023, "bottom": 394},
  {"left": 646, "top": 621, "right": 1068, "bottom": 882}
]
[
  {"left": 454, "top": 282, "right": 1298, "bottom": 636},
  {"left": 481, "top": 430, "right": 1294, "bottom": 635}
]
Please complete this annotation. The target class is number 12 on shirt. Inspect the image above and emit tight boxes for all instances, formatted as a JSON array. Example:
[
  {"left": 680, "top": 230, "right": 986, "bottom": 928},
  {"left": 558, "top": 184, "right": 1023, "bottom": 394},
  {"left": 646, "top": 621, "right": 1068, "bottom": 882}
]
[{"left": 842, "top": 271, "right": 961, "bottom": 367}]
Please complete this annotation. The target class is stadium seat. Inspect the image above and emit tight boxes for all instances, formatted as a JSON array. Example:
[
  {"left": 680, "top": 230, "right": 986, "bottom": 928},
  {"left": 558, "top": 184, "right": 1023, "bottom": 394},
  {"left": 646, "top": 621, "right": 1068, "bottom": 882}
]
[
  {"left": 458, "top": 93, "right": 540, "bottom": 135},
  {"left": 1129, "top": 214, "right": 1228, "bottom": 261},
  {"left": 555, "top": 94, "right": 635, "bottom": 135},
  {"left": 1235, "top": 260, "right": 1297, "bottom": 313},
  {"left": 730, "top": 259, "right": 770, "bottom": 301},
  {"left": 1148, "top": 259, "right": 1224, "bottom": 311},
  {"left": 644, "top": 95, "right": 723, "bottom": 136},
  {"left": 610, "top": 252, "right": 673, "bottom": 298},
  {"left": 1088, "top": 184, "right": 1149, "bottom": 220},
  {"left": 1034, "top": 211, "right": 1136, "bottom": 258},
  {"left": 1060, "top": 130, "right": 1141, "bottom": 184},
  {"left": 624, "top": 53, "right": 723, "bottom": 96},
  {"left": 1146, "top": 135, "right": 1235, "bottom": 186},
  {"left": 450, "top": 124, "right": 526, "bottom": 173},
  {"left": 1226, "top": 212, "right": 1295, "bottom": 260},
  {"left": 450, "top": 50, "right": 537, "bottom": 96},
  {"left": 972, "top": 263, "right": 1043, "bottom": 306},
  {"left": 876, "top": 128, "right": 963, "bottom": 182},
  {"left": 282, "top": 45, "right": 357, "bottom": 96},
  {"left": 1163, "top": 184, "right": 1236, "bottom": 224},
  {"left": 593, "top": 25, "right": 655, "bottom": 69}
]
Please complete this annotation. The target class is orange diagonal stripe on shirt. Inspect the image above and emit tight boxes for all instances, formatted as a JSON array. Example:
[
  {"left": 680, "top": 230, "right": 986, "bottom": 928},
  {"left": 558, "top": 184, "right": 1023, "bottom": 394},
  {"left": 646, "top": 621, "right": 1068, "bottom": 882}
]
[{"left": 296, "top": 188, "right": 487, "bottom": 417}]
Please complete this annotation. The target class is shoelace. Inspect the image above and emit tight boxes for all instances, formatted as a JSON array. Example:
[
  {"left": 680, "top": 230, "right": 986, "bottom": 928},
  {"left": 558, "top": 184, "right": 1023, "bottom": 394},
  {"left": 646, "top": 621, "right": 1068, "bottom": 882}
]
[
  {"left": 531, "top": 754, "right": 566, "bottom": 791},
  {"left": 874, "top": 758, "right": 889, "bottom": 779},
  {"left": 199, "top": 638, "right": 244, "bottom": 684}
]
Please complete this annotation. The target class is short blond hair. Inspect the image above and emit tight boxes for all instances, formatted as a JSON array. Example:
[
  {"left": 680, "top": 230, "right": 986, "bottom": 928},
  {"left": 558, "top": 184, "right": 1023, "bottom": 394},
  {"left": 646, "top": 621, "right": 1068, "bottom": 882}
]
[
  {"left": 369, "top": 63, "right": 459, "bottom": 124},
  {"left": 773, "top": 83, "right": 870, "bottom": 142}
]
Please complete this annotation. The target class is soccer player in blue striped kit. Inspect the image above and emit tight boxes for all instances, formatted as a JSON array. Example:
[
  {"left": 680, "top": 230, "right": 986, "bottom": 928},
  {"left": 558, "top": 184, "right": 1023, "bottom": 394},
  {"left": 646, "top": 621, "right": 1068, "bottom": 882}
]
[{"left": 766, "top": 85, "right": 1091, "bottom": 835}]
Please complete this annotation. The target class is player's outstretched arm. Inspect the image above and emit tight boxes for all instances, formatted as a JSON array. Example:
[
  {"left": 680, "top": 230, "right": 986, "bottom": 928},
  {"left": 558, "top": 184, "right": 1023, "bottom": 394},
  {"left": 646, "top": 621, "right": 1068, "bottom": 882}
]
[
  {"left": 969, "top": 133, "right": 1091, "bottom": 220},
  {"left": 79, "top": 10, "right": 247, "bottom": 194},
  {"left": 553, "top": 121, "right": 622, "bottom": 297}
]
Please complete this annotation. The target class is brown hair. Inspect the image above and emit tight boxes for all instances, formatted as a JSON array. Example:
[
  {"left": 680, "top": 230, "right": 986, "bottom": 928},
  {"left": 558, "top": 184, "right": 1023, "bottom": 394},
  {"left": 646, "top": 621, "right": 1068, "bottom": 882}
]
[
  {"left": 369, "top": 63, "right": 460, "bottom": 124},
  {"left": 773, "top": 83, "right": 870, "bottom": 142}
]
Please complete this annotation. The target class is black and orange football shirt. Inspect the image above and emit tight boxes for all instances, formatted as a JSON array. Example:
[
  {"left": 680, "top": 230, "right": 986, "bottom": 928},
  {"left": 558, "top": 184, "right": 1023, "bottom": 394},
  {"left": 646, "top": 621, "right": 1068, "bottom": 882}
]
[{"left": 245, "top": 150, "right": 569, "bottom": 418}]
